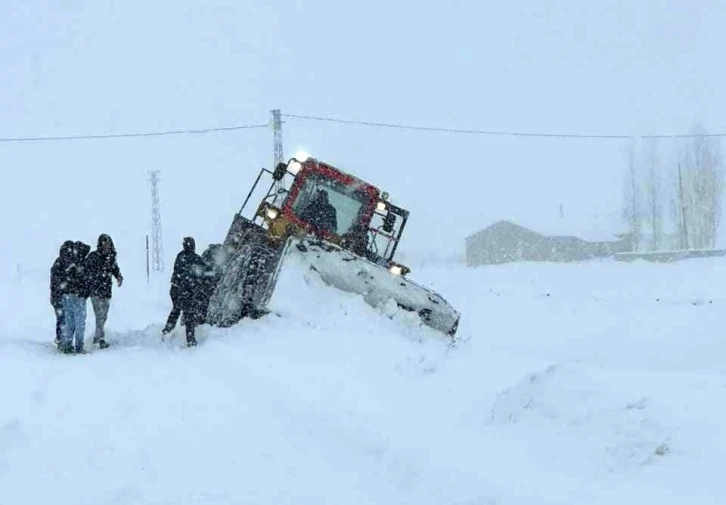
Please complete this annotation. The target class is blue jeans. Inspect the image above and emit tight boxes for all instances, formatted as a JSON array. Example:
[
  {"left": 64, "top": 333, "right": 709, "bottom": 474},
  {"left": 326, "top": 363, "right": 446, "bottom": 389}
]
[{"left": 61, "top": 294, "right": 87, "bottom": 352}]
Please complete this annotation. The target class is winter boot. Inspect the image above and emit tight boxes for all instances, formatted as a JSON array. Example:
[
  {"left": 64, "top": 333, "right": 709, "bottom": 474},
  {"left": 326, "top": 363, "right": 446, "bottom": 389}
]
[
  {"left": 98, "top": 339, "right": 109, "bottom": 349},
  {"left": 93, "top": 328, "right": 104, "bottom": 345},
  {"left": 185, "top": 325, "right": 197, "bottom": 347}
]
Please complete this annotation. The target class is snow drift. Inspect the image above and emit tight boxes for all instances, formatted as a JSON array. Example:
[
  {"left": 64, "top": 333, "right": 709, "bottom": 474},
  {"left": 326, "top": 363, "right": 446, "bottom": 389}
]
[{"left": 2, "top": 258, "right": 726, "bottom": 504}]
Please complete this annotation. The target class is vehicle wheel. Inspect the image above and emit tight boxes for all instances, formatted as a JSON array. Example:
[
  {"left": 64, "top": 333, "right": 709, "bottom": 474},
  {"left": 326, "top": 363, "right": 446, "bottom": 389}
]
[{"left": 206, "top": 244, "right": 256, "bottom": 327}]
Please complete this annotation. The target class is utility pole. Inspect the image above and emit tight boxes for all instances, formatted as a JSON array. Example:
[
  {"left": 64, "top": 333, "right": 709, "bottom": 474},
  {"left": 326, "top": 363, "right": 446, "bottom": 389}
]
[
  {"left": 149, "top": 170, "right": 164, "bottom": 272},
  {"left": 272, "top": 109, "right": 283, "bottom": 170}
]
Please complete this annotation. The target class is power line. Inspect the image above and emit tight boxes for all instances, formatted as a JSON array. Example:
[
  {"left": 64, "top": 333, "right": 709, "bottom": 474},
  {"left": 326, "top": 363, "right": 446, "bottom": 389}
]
[
  {"left": 282, "top": 113, "right": 726, "bottom": 140},
  {"left": 0, "top": 123, "right": 269, "bottom": 143},
  {"left": 3, "top": 112, "right": 726, "bottom": 143}
]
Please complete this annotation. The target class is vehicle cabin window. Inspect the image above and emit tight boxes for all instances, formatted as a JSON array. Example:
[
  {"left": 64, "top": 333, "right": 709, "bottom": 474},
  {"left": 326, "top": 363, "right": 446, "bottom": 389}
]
[{"left": 291, "top": 172, "right": 371, "bottom": 235}]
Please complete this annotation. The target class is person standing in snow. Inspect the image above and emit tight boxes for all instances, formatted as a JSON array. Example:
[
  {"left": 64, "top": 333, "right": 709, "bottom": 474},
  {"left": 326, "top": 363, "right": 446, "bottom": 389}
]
[
  {"left": 162, "top": 237, "right": 206, "bottom": 347},
  {"left": 50, "top": 240, "right": 75, "bottom": 347},
  {"left": 85, "top": 233, "right": 123, "bottom": 349},
  {"left": 59, "top": 241, "right": 91, "bottom": 353}
]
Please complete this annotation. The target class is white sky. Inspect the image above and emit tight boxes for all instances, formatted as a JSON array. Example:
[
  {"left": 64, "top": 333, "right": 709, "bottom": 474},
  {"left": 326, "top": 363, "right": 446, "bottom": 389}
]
[{"left": 2, "top": 0, "right": 725, "bottom": 276}]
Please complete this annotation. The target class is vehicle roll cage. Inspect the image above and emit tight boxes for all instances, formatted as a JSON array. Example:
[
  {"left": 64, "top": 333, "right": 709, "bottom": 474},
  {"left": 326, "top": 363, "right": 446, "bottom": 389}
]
[{"left": 238, "top": 165, "right": 409, "bottom": 264}]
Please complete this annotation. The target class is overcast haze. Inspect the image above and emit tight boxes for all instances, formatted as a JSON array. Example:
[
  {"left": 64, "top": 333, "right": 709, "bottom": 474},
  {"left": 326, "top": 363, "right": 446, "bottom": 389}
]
[{"left": 2, "top": 0, "right": 725, "bottom": 278}]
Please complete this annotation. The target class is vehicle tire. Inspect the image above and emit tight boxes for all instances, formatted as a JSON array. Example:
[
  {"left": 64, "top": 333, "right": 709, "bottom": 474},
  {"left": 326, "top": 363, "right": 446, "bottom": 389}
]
[{"left": 206, "top": 244, "right": 257, "bottom": 327}]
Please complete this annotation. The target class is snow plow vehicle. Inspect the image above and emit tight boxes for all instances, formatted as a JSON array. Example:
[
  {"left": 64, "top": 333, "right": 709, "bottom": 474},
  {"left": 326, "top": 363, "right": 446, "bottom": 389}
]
[{"left": 204, "top": 156, "right": 460, "bottom": 337}]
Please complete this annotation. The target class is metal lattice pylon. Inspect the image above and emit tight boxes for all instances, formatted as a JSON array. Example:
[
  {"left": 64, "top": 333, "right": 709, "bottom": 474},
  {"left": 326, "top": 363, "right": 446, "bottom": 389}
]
[
  {"left": 149, "top": 170, "right": 164, "bottom": 272},
  {"left": 271, "top": 109, "right": 287, "bottom": 206},
  {"left": 272, "top": 109, "right": 283, "bottom": 169}
]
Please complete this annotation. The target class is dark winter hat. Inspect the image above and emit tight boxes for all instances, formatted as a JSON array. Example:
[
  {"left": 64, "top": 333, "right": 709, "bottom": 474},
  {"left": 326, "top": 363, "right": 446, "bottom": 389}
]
[
  {"left": 98, "top": 233, "right": 115, "bottom": 253},
  {"left": 183, "top": 237, "right": 196, "bottom": 252},
  {"left": 60, "top": 240, "right": 74, "bottom": 257}
]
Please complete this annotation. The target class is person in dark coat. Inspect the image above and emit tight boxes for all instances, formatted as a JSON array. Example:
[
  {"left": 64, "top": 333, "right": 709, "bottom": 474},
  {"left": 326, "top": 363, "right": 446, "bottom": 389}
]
[
  {"left": 59, "top": 241, "right": 91, "bottom": 353},
  {"left": 300, "top": 189, "right": 338, "bottom": 234},
  {"left": 85, "top": 234, "right": 123, "bottom": 349},
  {"left": 50, "top": 240, "right": 75, "bottom": 346},
  {"left": 162, "top": 237, "right": 206, "bottom": 347}
]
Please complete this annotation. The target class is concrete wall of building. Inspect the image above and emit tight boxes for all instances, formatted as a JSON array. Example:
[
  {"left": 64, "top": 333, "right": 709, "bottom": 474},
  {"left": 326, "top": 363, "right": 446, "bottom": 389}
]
[
  {"left": 465, "top": 221, "right": 544, "bottom": 266},
  {"left": 466, "top": 221, "right": 632, "bottom": 266}
]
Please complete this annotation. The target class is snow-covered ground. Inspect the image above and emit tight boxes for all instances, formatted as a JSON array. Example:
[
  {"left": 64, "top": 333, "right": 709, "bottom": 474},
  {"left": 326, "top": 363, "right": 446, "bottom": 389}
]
[{"left": 1, "top": 257, "right": 725, "bottom": 504}]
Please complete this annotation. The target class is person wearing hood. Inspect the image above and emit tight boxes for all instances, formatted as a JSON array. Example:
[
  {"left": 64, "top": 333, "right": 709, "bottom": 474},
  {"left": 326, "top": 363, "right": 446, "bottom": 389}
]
[
  {"left": 59, "top": 241, "right": 91, "bottom": 353},
  {"left": 163, "top": 237, "right": 206, "bottom": 347},
  {"left": 300, "top": 189, "right": 338, "bottom": 234},
  {"left": 85, "top": 234, "right": 123, "bottom": 349},
  {"left": 50, "top": 240, "right": 75, "bottom": 346}
]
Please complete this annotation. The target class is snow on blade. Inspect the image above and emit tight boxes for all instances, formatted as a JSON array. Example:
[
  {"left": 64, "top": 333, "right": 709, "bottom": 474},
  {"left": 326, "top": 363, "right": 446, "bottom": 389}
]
[{"left": 267, "top": 239, "right": 460, "bottom": 337}]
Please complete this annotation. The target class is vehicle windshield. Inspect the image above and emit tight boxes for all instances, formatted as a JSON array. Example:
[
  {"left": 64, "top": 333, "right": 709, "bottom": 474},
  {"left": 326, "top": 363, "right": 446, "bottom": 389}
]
[{"left": 291, "top": 172, "right": 371, "bottom": 235}]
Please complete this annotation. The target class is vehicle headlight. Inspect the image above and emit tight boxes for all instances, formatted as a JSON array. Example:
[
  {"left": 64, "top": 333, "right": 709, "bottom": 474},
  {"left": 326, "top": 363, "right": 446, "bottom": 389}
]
[
  {"left": 288, "top": 160, "right": 302, "bottom": 175},
  {"left": 376, "top": 201, "right": 387, "bottom": 212},
  {"left": 389, "top": 265, "right": 403, "bottom": 276},
  {"left": 293, "top": 151, "right": 310, "bottom": 162},
  {"left": 265, "top": 207, "right": 279, "bottom": 220}
]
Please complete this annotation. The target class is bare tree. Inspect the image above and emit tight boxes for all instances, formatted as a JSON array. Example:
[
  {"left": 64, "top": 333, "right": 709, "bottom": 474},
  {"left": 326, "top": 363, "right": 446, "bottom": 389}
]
[
  {"left": 622, "top": 138, "right": 641, "bottom": 251},
  {"left": 623, "top": 126, "right": 722, "bottom": 253},
  {"left": 678, "top": 129, "right": 724, "bottom": 249},
  {"left": 644, "top": 138, "right": 662, "bottom": 250},
  {"left": 675, "top": 162, "right": 689, "bottom": 249}
]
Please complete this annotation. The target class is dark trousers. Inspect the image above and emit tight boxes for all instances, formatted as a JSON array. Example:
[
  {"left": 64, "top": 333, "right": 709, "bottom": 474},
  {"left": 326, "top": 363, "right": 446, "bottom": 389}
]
[
  {"left": 52, "top": 300, "right": 64, "bottom": 342},
  {"left": 91, "top": 297, "right": 111, "bottom": 342},
  {"left": 165, "top": 300, "right": 196, "bottom": 345},
  {"left": 185, "top": 323, "right": 196, "bottom": 343},
  {"left": 164, "top": 302, "right": 182, "bottom": 331}
]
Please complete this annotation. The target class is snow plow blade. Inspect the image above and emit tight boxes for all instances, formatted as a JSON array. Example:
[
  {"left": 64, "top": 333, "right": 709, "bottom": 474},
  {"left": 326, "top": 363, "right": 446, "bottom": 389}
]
[
  {"left": 287, "top": 239, "right": 460, "bottom": 336},
  {"left": 206, "top": 230, "right": 460, "bottom": 337}
]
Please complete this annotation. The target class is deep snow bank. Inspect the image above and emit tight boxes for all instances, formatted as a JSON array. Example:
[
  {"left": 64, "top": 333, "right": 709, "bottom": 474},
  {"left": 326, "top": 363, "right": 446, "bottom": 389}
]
[{"left": 2, "top": 258, "right": 726, "bottom": 504}]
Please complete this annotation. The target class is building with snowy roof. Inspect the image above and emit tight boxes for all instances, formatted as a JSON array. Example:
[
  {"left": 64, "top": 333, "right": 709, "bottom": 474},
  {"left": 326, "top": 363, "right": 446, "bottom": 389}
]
[{"left": 465, "top": 220, "right": 632, "bottom": 266}]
